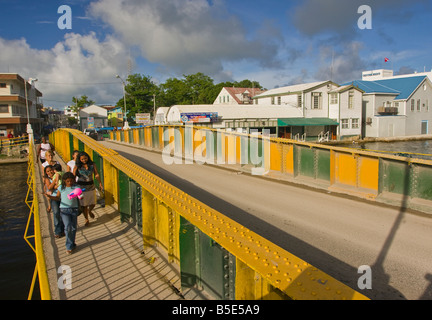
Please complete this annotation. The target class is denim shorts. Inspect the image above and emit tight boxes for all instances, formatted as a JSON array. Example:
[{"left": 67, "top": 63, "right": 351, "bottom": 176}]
[{"left": 60, "top": 208, "right": 79, "bottom": 216}]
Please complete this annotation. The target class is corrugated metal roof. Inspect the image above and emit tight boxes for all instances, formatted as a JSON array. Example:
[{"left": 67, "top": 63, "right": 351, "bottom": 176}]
[
  {"left": 345, "top": 76, "right": 427, "bottom": 100},
  {"left": 253, "top": 81, "right": 330, "bottom": 98}
]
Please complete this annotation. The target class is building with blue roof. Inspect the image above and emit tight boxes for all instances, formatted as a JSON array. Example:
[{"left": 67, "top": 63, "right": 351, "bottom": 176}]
[{"left": 344, "top": 74, "right": 432, "bottom": 138}]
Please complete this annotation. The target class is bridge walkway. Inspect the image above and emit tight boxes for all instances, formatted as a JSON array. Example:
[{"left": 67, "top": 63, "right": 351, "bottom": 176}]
[{"left": 38, "top": 152, "right": 207, "bottom": 300}]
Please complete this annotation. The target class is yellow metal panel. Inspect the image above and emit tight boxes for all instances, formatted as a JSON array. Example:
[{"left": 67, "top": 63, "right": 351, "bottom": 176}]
[
  {"left": 335, "top": 152, "right": 357, "bottom": 187},
  {"left": 102, "top": 160, "right": 115, "bottom": 206},
  {"left": 358, "top": 156, "right": 379, "bottom": 191},
  {"left": 156, "top": 201, "right": 170, "bottom": 250},
  {"left": 226, "top": 134, "right": 236, "bottom": 164},
  {"left": 133, "top": 128, "right": 139, "bottom": 144},
  {"left": 236, "top": 136, "right": 241, "bottom": 164},
  {"left": 235, "top": 259, "right": 256, "bottom": 300},
  {"left": 283, "top": 144, "right": 294, "bottom": 175},
  {"left": 270, "top": 141, "right": 282, "bottom": 171},
  {"left": 158, "top": 126, "right": 163, "bottom": 150},
  {"left": 142, "top": 189, "right": 156, "bottom": 247}
]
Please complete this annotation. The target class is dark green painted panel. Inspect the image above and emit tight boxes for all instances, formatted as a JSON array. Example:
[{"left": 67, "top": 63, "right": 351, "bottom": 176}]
[
  {"left": 199, "top": 234, "right": 226, "bottom": 300},
  {"left": 298, "top": 146, "right": 315, "bottom": 178},
  {"left": 118, "top": 170, "right": 130, "bottom": 222},
  {"left": 381, "top": 160, "right": 410, "bottom": 195},
  {"left": 179, "top": 216, "right": 198, "bottom": 288},
  {"left": 415, "top": 165, "right": 432, "bottom": 200},
  {"left": 316, "top": 149, "right": 331, "bottom": 181}
]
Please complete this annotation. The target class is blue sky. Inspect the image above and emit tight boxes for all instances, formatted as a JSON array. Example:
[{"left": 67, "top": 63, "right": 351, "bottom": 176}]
[{"left": 1, "top": 0, "right": 431, "bottom": 109}]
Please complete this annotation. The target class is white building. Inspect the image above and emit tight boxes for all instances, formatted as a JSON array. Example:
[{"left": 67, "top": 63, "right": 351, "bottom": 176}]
[
  {"left": 64, "top": 105, "right": 78, "bottom": 119},
  {"left": 79, "top": 105, "right": 108, "bottom": 130},
  {"left": 348, "top": 75, "right": 432, "bottom": 137},
  {"left": 362, "top": 68, "right": 432, "bottom": 82},
  {"left": 0, "top": 73, "right": 43, "bottom": 136},
  {"left": 213, "top": 87, "right": 265, "bottom": 105},
  {"left": 253, "top": 81, "right": 363, "bottom": 139}
]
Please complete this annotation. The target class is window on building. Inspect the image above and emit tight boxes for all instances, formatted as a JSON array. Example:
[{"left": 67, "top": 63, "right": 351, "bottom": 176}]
[
  {"left": 352, "top": 118, "right": 359, "bottom": 129},
  {"left": 341, "top": 119, "right": 349, "bottom": 129},
  {"left": 0, "top": 83, "right": 6, "bottom": 88},
  {"left": 0, "top": 105, "right": 9, "bottom": 113},
  {"left": 297, "top": 94, "right": 302, "bottom": 108},
  {"left": 348, "top": 90, "right": 354, "bottom": 109},
  {"left": 330, "top": 93, "right": 338, "bottom": 104},
  {"left": 411, "top": 99, "right": 415, "bottom": 111},
  {"left": 312, "top": 92, "right": 322, "bottom": 109},
  {"left": 271, "top": 97, "right": 275, "bottom": 105},
  {"left": 277, "top": 97, "right": 281, "bottom": 105},
  {"left": 417, "top": 99, "right": 421, "bottom": 111}
]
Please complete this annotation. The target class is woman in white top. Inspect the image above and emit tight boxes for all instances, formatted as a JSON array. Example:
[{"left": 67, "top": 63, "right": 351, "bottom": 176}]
[
  {"left": 37, "top": 136, "right": 55, "bottom": 164},
  {"left": 67, "top": 150, "right": 80, "bottom": 173}
]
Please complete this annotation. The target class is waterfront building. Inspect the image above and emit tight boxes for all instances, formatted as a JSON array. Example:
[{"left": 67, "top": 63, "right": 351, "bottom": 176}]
[
  {"left": 347, "top": 75, "right": 432, "bottom": 137},
  {"left": 252, "top": 81, "right": 363, "bottom": 140},
  {"left": 0, "top": 73, "right": 43, "bottom": 137}
]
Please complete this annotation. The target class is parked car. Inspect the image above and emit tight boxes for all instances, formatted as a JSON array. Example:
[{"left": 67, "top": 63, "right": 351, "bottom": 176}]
[{"left": 83, "top": 128, "right": 96, "bottom": 136}]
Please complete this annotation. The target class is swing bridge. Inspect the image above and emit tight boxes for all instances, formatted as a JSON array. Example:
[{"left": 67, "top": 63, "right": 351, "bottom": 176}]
[{"left": 24, "top": 126, "right": 432, "bottom": 300}]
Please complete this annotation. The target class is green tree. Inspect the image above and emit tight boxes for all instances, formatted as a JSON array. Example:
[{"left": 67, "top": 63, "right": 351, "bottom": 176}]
[
  {"left": 115, "top": 74, "right": 159, "bottom": 121},
  {"left": 71, "top": 95, "right": 95, "bottom": 115}
]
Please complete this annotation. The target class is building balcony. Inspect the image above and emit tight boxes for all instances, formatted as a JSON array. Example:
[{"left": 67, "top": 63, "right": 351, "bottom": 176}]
[{"left": 377, "top": 106, "right": 398, "bottom": 115}]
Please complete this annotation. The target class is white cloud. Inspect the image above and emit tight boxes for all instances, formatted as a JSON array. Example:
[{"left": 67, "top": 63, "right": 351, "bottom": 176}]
[
  {"left": 88, "top": 0, "right": 280, "bottom": 78},
  {"left": 0, "top": 32, "right": 128, "bottom": 108}
]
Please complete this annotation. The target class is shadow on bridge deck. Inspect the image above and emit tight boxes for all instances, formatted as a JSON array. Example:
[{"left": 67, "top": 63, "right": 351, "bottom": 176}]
[{"left": 36, "top": 155, "right": 208, "bottom": 300}]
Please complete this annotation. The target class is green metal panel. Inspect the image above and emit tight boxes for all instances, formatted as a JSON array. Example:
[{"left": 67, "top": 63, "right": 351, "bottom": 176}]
[
  {"left": 78, "top": 140, "right": 84, "bottom": 152},
  {"left": 206, "top": 130, "right": 216, "bottom": 164},
  {"left": 180, "top": 216, "right": 198, "bottom": 288},
  {"left": 92, "top": 151, "right": 104, "bottom": 186},
  {"left": 128, "top": 129, "right": 134, "bottom": 144},
  {"left": 414, "top": 165, "right": 432, "bottom": 200},
  {"left": 248, "top": 135, "right": 263, "bottom": 167},
  {"left": 151, "top": 127, "right": 159, "bottom": 148},
  {"left": 381, "top": 159, "right": 410, "bottom": 195},
  {"left": 139, "top": 128, "right": 145, "bottom": 145},
  {"left": 297, "top": 146, "right": 315, "bottom": 178},
  {"left": 240, "top": 135, "right": 248, "bottom": 165},
  {"left": 129, "top": 179, "right": 142, "bottom": 229},
  {"left": 184, "top": 126, "right": 193, "bottom": 161},
  {"left": 199, "top": 234, "right": 235, "bottom": 300},
  {"left": 316, "top": 149, "right": 331, "bottom": 181},
  {"left": 68, "top": 133, "right": 74, "bottom": 157},
  {"left": 118, "top": 170, "right": 131, "bottom": 222},
  {"left": 179, "top": 216, "right": 235, "bottom": 300}
]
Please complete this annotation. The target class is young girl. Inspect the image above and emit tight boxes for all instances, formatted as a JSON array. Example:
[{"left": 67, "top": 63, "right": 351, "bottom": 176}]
[
  {"left": 49, "top": 172, "right": 80, "bottom": 254},
  {"left": 43, "top": 165, "right": 64, "bottom": 238},
  {"left": 73, "top": 151, "right": 103, "bottom": 226}
]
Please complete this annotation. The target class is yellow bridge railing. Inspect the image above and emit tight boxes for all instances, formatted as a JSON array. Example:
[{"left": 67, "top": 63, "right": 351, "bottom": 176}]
[
  {"left": 51, "top": 128, "right": 369, "bottom": 300},
  {"left": 24, "top": 137, "right": 51, "bottom": 300}
]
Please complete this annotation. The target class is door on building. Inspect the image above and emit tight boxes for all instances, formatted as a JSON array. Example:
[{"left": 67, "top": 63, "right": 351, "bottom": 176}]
[{"left": 421, "top": 120, "right": 428, "bottom": 134}]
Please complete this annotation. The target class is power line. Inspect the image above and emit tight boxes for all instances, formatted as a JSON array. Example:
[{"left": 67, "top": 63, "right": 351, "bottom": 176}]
[{"left": 37, "top": 81, "right": 119, "bottom": 85}]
